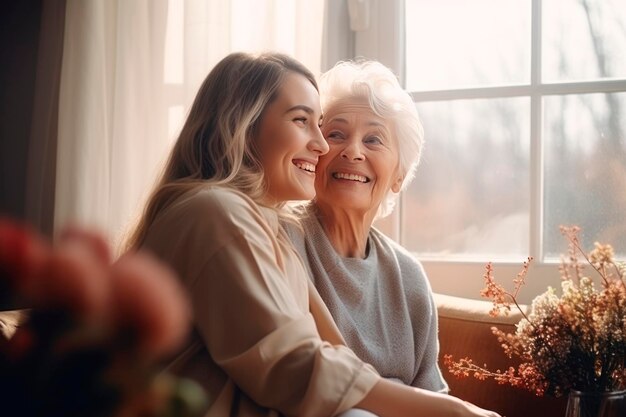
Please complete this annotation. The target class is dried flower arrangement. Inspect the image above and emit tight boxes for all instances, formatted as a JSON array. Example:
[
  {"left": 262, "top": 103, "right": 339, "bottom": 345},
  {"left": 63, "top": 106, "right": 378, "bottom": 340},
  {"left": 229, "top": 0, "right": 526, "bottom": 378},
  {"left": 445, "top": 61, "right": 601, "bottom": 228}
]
[{"left": 444, "top": 226, "right": 626, "bottom": 397}]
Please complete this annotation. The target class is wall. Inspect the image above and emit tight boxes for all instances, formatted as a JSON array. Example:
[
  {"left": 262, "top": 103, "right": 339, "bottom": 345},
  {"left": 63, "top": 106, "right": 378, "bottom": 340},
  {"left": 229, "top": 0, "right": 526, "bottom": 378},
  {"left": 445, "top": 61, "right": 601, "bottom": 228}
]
[{"left": 0, "top": 0, "right": 42, "bottom": 220}]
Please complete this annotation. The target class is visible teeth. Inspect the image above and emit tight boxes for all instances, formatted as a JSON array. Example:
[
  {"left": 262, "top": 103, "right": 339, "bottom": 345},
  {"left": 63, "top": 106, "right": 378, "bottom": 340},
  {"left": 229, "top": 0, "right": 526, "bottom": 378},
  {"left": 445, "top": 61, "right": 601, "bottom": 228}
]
[
  {"left": 295, "top": 162, "right": 315, "bottom": 172},
  {"left": 333, "top": 172, "right": 368, "bottom": 183}
]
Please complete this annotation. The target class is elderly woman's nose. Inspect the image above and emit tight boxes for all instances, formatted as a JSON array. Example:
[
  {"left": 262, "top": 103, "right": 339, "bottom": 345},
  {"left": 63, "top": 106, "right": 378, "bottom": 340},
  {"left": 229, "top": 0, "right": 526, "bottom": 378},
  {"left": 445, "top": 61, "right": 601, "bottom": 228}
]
[{"left": 340, "top": 141, "right": 364, "bottom": 161}]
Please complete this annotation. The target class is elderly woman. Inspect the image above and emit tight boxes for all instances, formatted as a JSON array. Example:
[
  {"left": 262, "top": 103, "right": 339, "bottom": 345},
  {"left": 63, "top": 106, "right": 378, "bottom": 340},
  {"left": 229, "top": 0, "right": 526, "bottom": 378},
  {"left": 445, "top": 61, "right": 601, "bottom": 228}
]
[{"left": 286, "top": 60, "right": 447, "bottom": 392}]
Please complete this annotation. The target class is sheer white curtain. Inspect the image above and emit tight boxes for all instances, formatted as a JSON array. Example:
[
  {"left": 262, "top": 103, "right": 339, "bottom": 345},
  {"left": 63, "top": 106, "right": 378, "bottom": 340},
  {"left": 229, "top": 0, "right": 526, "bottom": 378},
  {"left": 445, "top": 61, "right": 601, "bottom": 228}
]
[{"left": 55, "top": 0, "right": 324, "bottom": 248}]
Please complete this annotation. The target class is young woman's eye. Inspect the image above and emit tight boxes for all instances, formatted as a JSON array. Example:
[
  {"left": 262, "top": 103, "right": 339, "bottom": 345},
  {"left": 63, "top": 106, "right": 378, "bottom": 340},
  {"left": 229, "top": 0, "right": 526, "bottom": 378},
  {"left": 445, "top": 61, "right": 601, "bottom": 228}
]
[{"left": 293, "top": 117, "right": 308, "bottom": 126}]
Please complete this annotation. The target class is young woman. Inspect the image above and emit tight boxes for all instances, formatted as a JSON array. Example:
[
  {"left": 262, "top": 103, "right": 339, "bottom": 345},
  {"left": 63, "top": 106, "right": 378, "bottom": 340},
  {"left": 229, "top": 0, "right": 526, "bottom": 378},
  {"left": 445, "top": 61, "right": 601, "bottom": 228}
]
[{"left": 125, "top": 52, "right": 500, "bottom": 417}]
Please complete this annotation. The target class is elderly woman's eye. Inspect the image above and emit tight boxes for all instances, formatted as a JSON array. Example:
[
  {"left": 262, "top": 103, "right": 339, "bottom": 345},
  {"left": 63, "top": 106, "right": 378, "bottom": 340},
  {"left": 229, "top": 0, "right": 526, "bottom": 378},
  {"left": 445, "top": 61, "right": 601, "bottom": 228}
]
[
  {"left": 365, "top": 136, "right": 383, "bottom": 145},
  {"left": 326, "top": 131, "right": 344, "bottom": 140}
]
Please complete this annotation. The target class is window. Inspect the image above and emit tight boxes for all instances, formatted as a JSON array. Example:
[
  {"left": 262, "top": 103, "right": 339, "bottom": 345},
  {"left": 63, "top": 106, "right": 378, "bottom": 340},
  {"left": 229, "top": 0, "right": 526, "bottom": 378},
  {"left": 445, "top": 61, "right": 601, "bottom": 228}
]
[
  {"left": 162, "top": 0, "right": 324, "bottom": 150},
  {"left": 400, "top": 0, "right": 626, "bottom": 301}
]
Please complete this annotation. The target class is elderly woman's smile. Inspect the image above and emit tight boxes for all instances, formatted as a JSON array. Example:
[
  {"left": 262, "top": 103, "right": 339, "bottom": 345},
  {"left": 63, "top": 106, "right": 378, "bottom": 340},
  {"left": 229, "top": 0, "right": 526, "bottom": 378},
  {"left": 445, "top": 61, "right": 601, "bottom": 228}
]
[{"left": 332, "top": 171, "right": 370, "bottom": 183}]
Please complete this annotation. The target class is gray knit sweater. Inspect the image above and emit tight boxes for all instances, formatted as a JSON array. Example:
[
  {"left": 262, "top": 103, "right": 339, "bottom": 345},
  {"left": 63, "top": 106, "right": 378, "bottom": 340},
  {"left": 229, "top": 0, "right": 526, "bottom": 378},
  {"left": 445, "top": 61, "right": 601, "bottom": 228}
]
[{"left": 284, "top": 204, "right": 448, "bottom": 392}]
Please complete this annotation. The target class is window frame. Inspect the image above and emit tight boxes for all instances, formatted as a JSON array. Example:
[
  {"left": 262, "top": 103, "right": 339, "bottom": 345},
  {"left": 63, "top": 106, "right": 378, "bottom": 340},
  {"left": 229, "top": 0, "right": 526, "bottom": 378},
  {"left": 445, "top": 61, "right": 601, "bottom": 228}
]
[{"left": 361, "top": 0, "right": 626, "bottom": 302}]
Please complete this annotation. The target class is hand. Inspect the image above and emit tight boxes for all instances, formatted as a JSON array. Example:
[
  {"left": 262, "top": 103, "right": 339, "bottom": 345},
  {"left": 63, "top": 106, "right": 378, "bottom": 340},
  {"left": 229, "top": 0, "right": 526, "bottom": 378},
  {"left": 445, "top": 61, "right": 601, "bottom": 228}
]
[
  {"left": 458, "top": 399, "right": 503, "bottom": 417},
  {"left": 357, "top": 378, "right": 502, "bottom": 417},
  {"left": 422, "top": 391, "right": 502, "bottom": 417}
]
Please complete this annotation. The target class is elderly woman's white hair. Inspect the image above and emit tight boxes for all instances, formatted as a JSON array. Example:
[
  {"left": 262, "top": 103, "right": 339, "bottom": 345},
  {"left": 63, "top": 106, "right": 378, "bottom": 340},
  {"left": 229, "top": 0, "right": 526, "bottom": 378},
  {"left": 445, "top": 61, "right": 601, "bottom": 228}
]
[{"left": 319, "top": 59, "right": 424, "bottom": 218}]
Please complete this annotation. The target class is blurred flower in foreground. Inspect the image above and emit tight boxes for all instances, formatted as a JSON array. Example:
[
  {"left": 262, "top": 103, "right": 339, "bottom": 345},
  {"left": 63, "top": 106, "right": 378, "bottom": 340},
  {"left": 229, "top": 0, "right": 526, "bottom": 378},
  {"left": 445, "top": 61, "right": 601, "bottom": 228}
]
[
  {"left": 0, "top": 217, "right": 207, "bottom": 417},
  {"left": 444, "top": 226, "right": 626, "bottom": 397}
]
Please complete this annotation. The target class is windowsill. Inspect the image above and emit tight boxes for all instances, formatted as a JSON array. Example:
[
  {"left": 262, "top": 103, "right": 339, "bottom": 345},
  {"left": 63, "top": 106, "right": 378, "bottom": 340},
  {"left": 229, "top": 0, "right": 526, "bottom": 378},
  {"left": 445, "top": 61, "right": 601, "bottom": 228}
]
[{"left": 421, "top": 259, "right": 565, "bottom": 305}]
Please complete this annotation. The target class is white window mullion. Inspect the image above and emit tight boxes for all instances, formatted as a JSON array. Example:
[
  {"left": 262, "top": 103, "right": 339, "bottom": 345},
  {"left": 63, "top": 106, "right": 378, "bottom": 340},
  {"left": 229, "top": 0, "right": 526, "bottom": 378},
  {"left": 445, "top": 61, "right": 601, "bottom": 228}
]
[
  {"left": 530, "top": 0, "right": 543, "bottom": 261},
  {"left": 410, "top": 79, "right": 626, "bottom": 104},
  {"left": 353, "top": 0, "right": 405, "bottom": 84},
  {"left": 530, "top": 92, "right": 544, "bottom": 261}
]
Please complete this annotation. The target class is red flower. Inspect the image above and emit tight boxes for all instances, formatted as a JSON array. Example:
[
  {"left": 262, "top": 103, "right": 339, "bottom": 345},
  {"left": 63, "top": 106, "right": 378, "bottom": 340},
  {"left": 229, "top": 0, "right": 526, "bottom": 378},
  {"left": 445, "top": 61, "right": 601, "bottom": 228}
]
[
  {"left": 0, "top": 217, "right": 204, "bottom": 417},
  {"left": 0, "top": 217, "right": 48, "bottom": 308}
]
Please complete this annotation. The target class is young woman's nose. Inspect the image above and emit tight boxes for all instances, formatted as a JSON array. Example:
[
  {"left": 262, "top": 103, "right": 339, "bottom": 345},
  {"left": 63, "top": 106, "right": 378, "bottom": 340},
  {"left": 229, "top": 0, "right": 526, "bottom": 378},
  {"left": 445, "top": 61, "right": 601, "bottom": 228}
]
[{"left": 309, "top": 125, "right": 329, "bottom": 155}]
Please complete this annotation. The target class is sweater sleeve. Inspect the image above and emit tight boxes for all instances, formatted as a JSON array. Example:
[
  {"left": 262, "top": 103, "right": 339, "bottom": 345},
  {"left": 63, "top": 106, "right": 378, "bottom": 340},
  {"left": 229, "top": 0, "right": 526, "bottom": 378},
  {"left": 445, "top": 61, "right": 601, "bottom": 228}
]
[
  {"left": 147, "top": 188, "right": 380, "bottom": 417},
  {"left": 410, "top": 290, "right": 449, "bottom": 393}
]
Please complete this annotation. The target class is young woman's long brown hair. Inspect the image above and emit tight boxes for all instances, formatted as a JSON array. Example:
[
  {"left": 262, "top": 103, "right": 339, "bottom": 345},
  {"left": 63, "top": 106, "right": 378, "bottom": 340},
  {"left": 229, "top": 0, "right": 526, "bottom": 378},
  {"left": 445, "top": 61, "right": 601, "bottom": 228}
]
[{"left": 123, "top": 52, "right": 317, "bottom": 251}]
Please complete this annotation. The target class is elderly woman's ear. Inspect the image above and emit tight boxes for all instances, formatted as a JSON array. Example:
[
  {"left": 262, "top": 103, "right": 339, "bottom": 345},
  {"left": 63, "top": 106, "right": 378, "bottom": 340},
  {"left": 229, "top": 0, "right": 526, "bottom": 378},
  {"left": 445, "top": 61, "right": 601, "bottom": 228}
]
[{"left": 391, "top": 175, "right": 404, "bottom": 193}]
